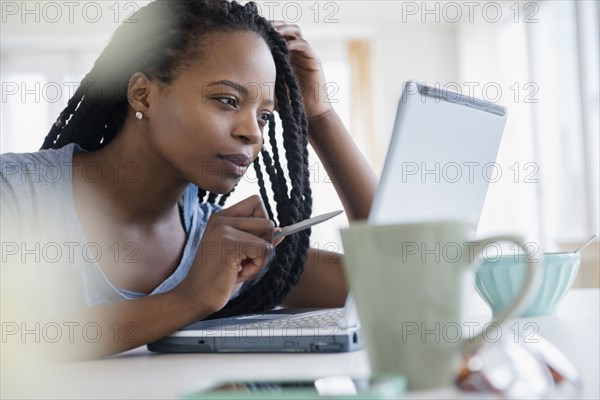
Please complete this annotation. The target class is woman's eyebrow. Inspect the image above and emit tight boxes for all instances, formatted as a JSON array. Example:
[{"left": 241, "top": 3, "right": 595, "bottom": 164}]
[
  {"left": 206, "top": 80, "right": 274, "bottom": 107},
  {"left": 207, "top": 80, "right": 248, "bottom": 96}
]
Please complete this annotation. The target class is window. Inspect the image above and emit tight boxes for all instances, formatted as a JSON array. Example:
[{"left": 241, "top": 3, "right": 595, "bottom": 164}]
[
  {"left": 458, "top": 1, "right": 599, "bottom": 254},
  {"left": 1, "top": 73, "right": 50, "bottom": 153}
]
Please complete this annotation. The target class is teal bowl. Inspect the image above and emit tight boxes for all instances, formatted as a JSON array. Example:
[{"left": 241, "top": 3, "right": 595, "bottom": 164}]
[{"left": 474, "top": 252, "right": 580, "bottom": 317}]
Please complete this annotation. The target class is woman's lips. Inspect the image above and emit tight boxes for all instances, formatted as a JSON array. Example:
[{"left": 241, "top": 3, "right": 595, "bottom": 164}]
[{"left": 218, "top": 154, "right": 252, "bottom": 177}]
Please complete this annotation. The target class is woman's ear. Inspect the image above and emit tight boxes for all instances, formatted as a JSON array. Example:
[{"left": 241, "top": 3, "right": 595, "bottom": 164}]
[{"left": 127, "top": 72, "right": 153, "bottom": 116}]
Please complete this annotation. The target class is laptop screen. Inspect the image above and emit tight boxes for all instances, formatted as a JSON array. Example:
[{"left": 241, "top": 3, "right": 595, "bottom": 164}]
[{"left": 369, "top": 81, "right": 507, "bottom": 226}]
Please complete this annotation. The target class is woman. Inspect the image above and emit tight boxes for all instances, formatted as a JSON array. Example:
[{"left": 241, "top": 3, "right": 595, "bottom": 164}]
[{"left": 0, "top": 0, "right": 377, "bottom": 359}]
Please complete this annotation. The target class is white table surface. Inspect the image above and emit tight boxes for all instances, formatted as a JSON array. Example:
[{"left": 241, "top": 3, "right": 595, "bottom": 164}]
[{"left": 3, "top": 289, "right": 599, "bottom": 399}]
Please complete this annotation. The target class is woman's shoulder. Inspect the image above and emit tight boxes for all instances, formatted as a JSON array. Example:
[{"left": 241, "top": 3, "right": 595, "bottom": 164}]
[
  {"left": 1, "top": 145, "right": 76, "bottom": 228},
  {"left": 1, "top": 144, "right": 76, "bottom": 189},
  {"left": 1, "top": 143, "right": 75, "bottom": 162}
]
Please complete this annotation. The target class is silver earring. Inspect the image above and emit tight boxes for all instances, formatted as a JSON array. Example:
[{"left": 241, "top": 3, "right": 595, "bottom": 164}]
[{"left": 135, "top": 111, "right": 143, "bottom": 120}]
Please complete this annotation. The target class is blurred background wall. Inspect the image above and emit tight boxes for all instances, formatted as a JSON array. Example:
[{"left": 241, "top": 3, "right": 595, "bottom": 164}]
[{"left": 1, "top": 0, "right": 598, "bottom": 285}]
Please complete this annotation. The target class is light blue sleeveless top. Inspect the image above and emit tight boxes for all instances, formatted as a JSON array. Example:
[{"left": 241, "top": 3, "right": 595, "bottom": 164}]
[{"left": 1, "top": 144, "right": 261, "bottom": 315}]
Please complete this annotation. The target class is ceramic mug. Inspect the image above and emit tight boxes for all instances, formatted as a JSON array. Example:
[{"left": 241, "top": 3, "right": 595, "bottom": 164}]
[{"left": 340, "top": 220, "right": 541, "bottom": 390}]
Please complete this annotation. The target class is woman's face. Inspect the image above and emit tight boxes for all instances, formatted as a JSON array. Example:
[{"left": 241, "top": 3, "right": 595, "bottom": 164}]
[{"left": 146, "top": 30, "right": 276, "bottom": 194}]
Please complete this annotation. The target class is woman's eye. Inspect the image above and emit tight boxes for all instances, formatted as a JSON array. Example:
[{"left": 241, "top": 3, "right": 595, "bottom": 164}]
[
  {"left": 216, "top": 97, "right": 238, "bottom": 108},
  {"left": 258, "top": 113, "right": 272, "bottom": 126}
]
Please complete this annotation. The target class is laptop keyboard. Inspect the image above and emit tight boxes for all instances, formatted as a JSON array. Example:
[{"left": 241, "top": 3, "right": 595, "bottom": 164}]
[{"left": 274, "top": 308, "right": 345, "bottom": 329}]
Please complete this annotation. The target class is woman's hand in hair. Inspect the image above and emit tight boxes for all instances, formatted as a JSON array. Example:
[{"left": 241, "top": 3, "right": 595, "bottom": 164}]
[
  {"left": 272, "top": 21, "right": 333, "bottom": 119},
  {"left": 175, "top": 195, "right": 275, "bottom": 316},
  {"left": 272, "top": 23, "right": 378, "bottom": 222}
]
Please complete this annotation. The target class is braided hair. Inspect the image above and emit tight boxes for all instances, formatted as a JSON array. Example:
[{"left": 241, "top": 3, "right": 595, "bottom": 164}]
[{"left": 41, "top": 0, "right": 313, "bottom": 319}]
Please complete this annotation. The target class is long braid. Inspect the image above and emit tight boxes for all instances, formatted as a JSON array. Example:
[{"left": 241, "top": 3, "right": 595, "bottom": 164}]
[
  {"left": 266, "top": 26, "right": 313, "bottom": 222},
  {"left": 207, "top": 192, "right": 219, "bottom": 205},
  {"left": 259, "top": 118, "right": 289, "bottom": 225},
  {"left": 197, "top": 188, "right": 208, "bottom": 204},
  {"left": 218, "top": 183, "right": 237, "bottom": 207},
  {"left": 42, "top": 85, "right": 86, "bottom": 149},
  {"left": 41, "top": 0, "right": 313, "bottom": 319},
  {"left": 253, "top": 152, "right": 275, "bottom": 222}
]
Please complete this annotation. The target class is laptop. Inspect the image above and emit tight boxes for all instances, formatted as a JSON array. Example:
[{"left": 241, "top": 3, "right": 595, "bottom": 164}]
[{"left": 147, "top": 81, "right": 507, "bottom": 353}]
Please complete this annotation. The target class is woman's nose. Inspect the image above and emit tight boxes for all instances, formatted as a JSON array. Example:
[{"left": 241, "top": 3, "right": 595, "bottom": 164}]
[{"left": 232, "top": 114, "right": 262, "bottom": 145}]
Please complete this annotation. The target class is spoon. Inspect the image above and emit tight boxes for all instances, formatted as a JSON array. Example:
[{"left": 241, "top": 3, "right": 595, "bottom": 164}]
[{"left": 573, "top": 233, "right": 599, "bottom": 253}]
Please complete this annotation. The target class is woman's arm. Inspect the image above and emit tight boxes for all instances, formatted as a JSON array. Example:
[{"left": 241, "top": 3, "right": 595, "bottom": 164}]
[
  {"left": 281, "top": 248, "right": 347, "bottom": 308},
  {"left": 307, "top": 110, "right": 377, "bottom": 220},
  {"left": 36, "top": 289, "right": 208, "bottom": 361},
  {"left": 1, "top": 196, "right": 276, "bottom": 361}
]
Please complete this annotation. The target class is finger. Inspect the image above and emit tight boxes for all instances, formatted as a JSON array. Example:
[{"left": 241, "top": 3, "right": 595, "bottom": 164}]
[
  {"left": 272, "top": 23, "right": 303, "bottom": 40},
  {"left": 271, "top": 20, "right": 299, "bottom": 30},
  {"left": 272, "top": 227, "right": 285, "bottom": 246},
  {"left": 236, "top": 255, "right": 269, "bottom": 282},
  {"left": 237, "top": 243, "right": 273, "bottom": 282},
  {"left": 218, "top": 194, "right": 269, "bottom": 219},
  {"left": 227, "top": 235, "right": 274, "bottom": 282},
  {"left": 220, "top": 230, "right": 273, "bottom": 264},
  {"left": 284, "top": 40, "right": 320, "bottom": 67},
  {"left": 285, "top": 39, "right": 313, "bottom": 54},
  {"left": 218, "top": 217, "right": 275, "bottom": 242}
]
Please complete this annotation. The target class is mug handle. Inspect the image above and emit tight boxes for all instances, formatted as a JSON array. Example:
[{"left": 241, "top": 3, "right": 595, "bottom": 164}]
[{"left": 462, "top": 236, "right": 543, "bottom": 356}]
